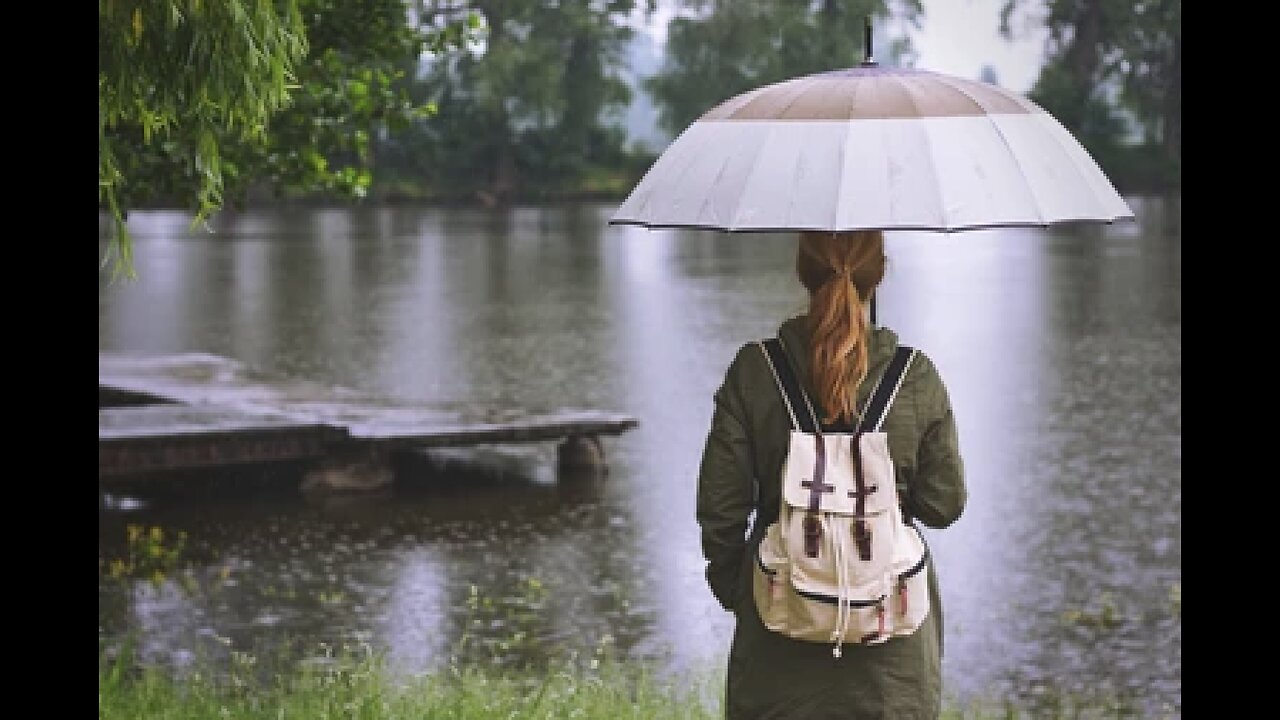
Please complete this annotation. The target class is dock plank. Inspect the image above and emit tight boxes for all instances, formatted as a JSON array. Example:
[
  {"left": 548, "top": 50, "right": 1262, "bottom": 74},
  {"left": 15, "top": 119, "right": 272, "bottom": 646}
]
[
  {"left": 348, "top": 411, "right": 638, "bottom": 445},
  {"left": 99, "top": 404, "right": 331, "bottom": 440},
  {"left": 99, "top": 353, "right": 638, "bottom": 477},
  {"left": 99, "top": 405, "right": 344, "bottom": 476}
]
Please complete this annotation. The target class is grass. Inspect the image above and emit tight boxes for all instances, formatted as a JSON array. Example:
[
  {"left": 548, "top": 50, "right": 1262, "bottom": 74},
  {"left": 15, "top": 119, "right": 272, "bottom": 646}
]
[
  {"left": 99, "top": 641, "right": 722, "bottom": 720},
  {"left": 99, "top": 642, "right": 1171, "bottom": 720}
]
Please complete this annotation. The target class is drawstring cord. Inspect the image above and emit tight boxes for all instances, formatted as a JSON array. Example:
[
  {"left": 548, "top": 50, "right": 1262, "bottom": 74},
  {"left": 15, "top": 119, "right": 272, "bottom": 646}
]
[{"left": 831, "top": 518, "right": 852, "bottom": 658}]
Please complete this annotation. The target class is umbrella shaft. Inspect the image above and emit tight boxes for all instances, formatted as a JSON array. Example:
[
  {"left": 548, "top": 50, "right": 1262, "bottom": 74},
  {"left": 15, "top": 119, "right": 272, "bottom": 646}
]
[{"left": 864, "top": 17, "right": 873, "bottom": 63}]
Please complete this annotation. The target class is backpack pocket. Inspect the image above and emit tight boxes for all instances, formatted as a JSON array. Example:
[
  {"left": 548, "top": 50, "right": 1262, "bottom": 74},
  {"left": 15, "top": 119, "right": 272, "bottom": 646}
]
[
  {"left": 885, "top": 525, "right": 931, "bottom": 637},
  {"left": 790, "top": 573, "right": 894, "bottom": 650},
  {"left": 754, "top": 521, "right": 897, "bottom": 650},
  {"left": 752, "top": 521, "right": 792, "bottom": 630}
]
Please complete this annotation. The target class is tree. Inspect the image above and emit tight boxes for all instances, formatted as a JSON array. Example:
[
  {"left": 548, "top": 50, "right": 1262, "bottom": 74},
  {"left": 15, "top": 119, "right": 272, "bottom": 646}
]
[
  {"left": 646, "top": 0, "right": 923, "bottom": 138},
  {"left": 100, "top": 0, "right": 308, "bottom": 276},
  {"left": 99, "top": 0, "right": 478, "bottom": 277},
  {"left": 1000, "top": 0, "right": 1180, "bottom": 191},
  {"left": 392, "top": 0, "right": 639, "bottom": 202}
]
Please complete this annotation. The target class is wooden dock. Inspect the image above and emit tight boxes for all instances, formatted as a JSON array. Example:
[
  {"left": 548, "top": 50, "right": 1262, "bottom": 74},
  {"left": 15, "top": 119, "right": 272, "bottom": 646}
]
[{"left": 99, "top": 353, "right": 638, "bottom": 484}]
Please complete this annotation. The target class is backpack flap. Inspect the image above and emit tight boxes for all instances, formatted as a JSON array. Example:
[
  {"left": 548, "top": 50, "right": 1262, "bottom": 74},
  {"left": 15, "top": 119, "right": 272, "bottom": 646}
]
[{"left": 780, "top": 431, "right": 898, "bottom": 518}]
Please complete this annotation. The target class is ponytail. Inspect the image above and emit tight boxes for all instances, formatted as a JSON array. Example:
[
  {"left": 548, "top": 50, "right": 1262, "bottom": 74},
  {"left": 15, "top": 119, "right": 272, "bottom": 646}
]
[{"left": 796, "top": 231, "right": 886, "bottom": 426}]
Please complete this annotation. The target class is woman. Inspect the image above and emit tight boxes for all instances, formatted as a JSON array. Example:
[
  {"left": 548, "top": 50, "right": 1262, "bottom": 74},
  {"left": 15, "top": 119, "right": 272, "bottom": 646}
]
[{"left": 695, "top": 229, "right": 967, "bottom": 719}]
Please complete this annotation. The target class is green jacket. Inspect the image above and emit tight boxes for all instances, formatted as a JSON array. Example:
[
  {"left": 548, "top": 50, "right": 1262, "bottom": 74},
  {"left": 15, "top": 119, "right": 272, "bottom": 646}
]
[{"left": 696, "top": 315, "right": 967, "bottom": 719}]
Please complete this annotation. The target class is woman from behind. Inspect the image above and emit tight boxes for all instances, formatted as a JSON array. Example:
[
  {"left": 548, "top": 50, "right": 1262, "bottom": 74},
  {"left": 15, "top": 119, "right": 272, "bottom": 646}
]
[{"left": 695, "top": 229, "right": 967, "bottom": 719}]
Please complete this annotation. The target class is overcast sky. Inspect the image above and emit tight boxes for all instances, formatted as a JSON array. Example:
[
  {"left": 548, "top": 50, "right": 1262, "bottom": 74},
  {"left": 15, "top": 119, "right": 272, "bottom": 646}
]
[
  {"left": 907, "top": 0, "right": 1048, "bottom": 92},
  {"left": 632, "top": 0, "right": 1050, "bottom": 93}
]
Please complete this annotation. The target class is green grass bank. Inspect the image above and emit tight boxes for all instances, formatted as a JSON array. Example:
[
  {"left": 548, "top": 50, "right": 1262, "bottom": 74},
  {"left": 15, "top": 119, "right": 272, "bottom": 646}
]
[{"left": 99, "top": 645, "right": 1167, "bottom": 719}]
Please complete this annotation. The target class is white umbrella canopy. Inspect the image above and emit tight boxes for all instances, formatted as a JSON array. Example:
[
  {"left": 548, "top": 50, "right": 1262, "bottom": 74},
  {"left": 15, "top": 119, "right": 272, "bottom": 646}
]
[{"left": 610, "top": 63, "right": 1134, "bottom": 233}]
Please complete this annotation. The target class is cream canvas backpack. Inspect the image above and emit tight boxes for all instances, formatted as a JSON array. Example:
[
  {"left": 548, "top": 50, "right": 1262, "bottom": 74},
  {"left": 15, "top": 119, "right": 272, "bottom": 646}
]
[{"left": 752, "top": 337, "right": 930, "bottom": 657}]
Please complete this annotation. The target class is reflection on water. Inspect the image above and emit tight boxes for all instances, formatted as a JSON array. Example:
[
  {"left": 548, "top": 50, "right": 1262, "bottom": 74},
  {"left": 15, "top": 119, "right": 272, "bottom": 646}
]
[{"left": 99, "top": 198, "right": 1180, "bottom": 714}]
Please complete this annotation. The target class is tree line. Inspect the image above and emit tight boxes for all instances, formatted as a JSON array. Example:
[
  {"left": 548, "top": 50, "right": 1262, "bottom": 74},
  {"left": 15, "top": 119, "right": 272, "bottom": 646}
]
[{"left": 100, "top": 0, "right": 1180, "bottom": 272}]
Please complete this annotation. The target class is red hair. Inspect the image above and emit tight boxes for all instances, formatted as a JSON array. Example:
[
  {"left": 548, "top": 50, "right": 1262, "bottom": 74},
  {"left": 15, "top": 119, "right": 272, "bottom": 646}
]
[{"left": 796, "top": 230, "right": 886, "bottom": 425}]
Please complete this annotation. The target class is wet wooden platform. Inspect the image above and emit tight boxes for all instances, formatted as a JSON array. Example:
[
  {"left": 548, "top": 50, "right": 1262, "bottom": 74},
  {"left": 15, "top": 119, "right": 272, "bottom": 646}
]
[
  {"left": 99, "top": 404, "right": 344, "bottom": 476},
  {"left": 99, "top": 353, "right": 638, "bottom": 479}
]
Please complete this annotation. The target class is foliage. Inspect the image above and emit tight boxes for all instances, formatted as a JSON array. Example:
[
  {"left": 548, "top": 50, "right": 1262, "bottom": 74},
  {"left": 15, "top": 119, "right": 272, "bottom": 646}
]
[
  {"left": 645, "top": 0, "right": 923, "bottom": 137},
  {"left": 99, "top": 638, "right": 722, "bottom": 720},
  {"left": 379, "top": 0, "right": 641, "bottom": 202},
  {"left": 219, "top": 0, "right": 434, "bottom": 199},
  {"left": 100, "top": 524, "right": 190, "bottom": 585},
  {"left": 1000, "top": 0, "right": 1181, "bottom": 191},
  {"left": 99, "top": 0, "right": 479, "bottom": 278},
  {"left": 99, "top": 0, "right": 308, "bottom": 277},
  {"left": 97, "top": 638, "right": 1171, "bottom": 720}
]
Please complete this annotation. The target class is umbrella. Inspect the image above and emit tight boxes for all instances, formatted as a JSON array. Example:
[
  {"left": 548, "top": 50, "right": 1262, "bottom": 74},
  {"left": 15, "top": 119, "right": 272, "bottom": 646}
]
[{"left": 610, "top": 25, "right": 1133, "bottom": 233}]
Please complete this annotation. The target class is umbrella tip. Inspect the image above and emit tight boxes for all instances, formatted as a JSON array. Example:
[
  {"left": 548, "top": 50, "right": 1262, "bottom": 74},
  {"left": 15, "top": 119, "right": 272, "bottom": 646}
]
[{"left": 862, "top": 16, "right": 877, "bottom": 66}]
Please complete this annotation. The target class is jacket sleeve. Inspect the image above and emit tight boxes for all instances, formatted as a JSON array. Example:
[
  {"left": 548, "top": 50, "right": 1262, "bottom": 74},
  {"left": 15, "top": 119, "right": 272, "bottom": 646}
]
[
  {"left": 695, "top": 344, "right": 757, "bottom": 611},
  {"left": 906, "top": 355, "right": 967, "bottom": 529}
]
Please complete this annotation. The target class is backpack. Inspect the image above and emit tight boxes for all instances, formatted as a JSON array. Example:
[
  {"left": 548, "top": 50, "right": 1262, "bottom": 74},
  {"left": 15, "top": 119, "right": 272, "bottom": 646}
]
[{"left": 751, "top": 337, "right": 931, "bottom": 657}]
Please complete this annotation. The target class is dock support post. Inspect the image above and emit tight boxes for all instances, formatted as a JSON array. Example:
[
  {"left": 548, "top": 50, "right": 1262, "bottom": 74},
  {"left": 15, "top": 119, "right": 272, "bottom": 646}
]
[
  {"left": 557, "top": 434, "right": 607, "bottom": 479},
  {"left": 301, "top": 442, "right": 395, "bottom": 493}
]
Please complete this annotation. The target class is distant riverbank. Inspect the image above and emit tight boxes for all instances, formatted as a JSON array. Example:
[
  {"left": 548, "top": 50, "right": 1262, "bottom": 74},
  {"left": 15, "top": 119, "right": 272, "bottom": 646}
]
[{"left": 105, "top": 150, "right": 1177, "bottom": 218}]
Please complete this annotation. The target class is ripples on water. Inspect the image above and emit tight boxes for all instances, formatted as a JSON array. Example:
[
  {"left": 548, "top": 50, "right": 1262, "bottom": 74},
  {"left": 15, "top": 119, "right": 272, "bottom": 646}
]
[{"left": 99, "top": 198, "right": 1180, "bottom": 715}]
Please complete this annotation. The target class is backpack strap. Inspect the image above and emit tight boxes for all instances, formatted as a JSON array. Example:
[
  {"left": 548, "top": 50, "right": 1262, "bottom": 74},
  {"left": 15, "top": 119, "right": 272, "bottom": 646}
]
[
  {"left": 757, "top": 338, "right": 822, "bottom": 434},
  {"left": 857, "top": 346, "right": 917, "bottom": 433}
]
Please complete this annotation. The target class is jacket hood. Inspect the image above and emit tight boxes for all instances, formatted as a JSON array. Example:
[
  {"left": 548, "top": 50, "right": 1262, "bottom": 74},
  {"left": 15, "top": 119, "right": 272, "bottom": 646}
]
[{"left": 776, "top": 315, "right": 901, "bottom": 422}]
